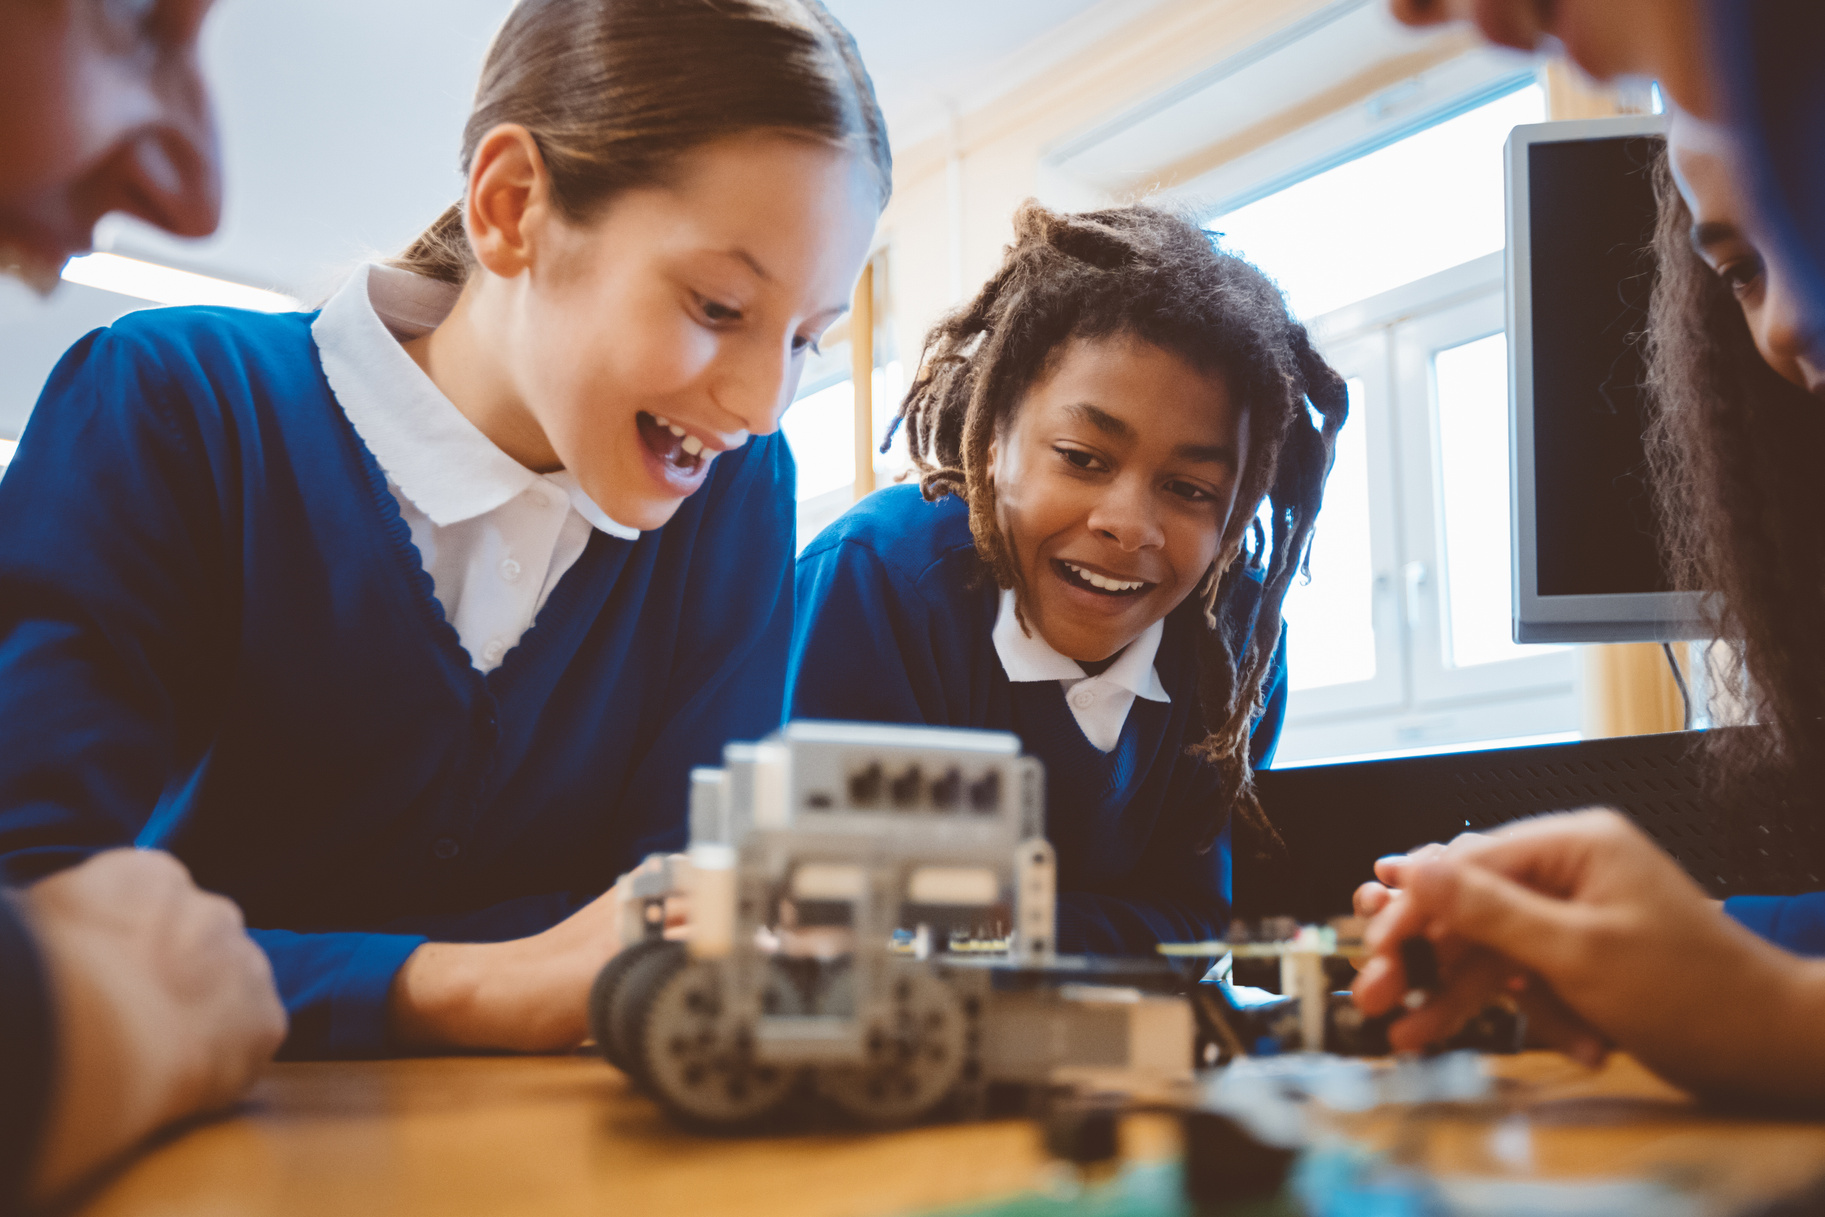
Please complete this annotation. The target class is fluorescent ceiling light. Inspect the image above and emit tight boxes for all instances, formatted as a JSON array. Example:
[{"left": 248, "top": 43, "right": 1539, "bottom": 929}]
[{"left": 60, "top": 253, "right": 299, "bottom": 313}]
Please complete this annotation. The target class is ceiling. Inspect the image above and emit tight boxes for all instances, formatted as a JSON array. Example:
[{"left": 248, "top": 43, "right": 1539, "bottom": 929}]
[
  {"left": 823, "top": 0, "right": 1109, "bottom": 147},
  {"left": 101, "top": 0, "right": 1119, "bottom": 297}
]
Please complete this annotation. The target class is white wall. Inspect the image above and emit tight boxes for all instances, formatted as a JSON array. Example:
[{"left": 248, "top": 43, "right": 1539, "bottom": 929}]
[{"left": 1, "top": 0, "right": 516, "bottom": 438}]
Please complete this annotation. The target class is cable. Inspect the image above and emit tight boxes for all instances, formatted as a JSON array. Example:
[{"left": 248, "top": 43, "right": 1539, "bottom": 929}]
[{"left": 1663, "top": 641, "right": 1692, "bottom": 730}]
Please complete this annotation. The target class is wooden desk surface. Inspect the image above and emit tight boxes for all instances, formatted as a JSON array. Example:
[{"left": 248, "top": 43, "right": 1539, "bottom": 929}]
[{"left": 72, "top": 1053, "right": 1825, "bottom": 1217}]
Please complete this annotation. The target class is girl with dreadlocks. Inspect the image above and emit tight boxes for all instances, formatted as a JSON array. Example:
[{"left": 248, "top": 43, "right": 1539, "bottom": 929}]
[
  {"left": 788, "top": 201, "right": 1347, "bottom": 954},
  {"left": 1350, "top": 111, "right": 1825, "bottom": 1104}
]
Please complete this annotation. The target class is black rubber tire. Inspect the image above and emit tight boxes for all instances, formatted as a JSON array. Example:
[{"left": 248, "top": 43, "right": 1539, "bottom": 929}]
[
  {"left": 588, "top": 938, "right": 675, "bottom": 1075},
  {"left": 609, "top": 941, "right": 690, "bottom": 1091}
]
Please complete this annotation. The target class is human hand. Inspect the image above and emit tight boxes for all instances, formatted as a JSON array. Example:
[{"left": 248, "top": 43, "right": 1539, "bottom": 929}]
[
  {"left": 1351, "top": 835, "right": 1611, "bottom": 1062},
  {"left": 1352, "top": 810, "right": 1825, "bottom": 1102},
  {"left": 23, "top": 849, "right": 286, "bottom": 1203},
  {"left": 389, "top": 881, "right": 627, "bottom": 1053},
  {"left": 1352, "top": 841, "right": 1455, "bottom": 918}
]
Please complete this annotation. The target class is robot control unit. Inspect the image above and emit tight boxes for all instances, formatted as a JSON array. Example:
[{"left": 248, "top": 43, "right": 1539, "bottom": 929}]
[
  {"left": 587, "top": 721, "right": 1520, "bottom": 1131},
  {"left": 588, "top": 721, "right": 1194, "bottom": 1129}
]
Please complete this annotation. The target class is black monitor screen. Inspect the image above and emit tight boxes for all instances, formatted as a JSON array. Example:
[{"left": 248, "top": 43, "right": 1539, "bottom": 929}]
[{"left": 1528, "top": 134, "right": 1670, "bottom": 598}]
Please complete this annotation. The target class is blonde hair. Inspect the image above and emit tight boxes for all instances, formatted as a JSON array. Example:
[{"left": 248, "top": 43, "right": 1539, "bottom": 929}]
[{"left": 393, "top": 0, "right": 891, "bottom": 285}]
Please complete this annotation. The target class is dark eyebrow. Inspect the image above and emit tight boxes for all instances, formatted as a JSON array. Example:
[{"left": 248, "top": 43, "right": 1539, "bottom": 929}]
[
  {"left": 1690, "top": 220, "right": 1742, "bottom": 256},
  {"left": 1064, "top": 401, "right": 1134, "bottom": 440},
  {"left": 1065, "top": 401, "right": 1236, "bottom": 467},
  {"left": 1173, "top": 441, "right": 1238, "bottom": 468}
]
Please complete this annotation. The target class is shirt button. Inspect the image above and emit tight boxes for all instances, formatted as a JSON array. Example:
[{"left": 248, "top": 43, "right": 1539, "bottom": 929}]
[
  {"left": 432, "top": 837, "right": 460, "bottom": 860},
  {"left": 499, "top": 558, "right": 521, "bottom": 583},
  {"left": 482, "top": 638, "right": 506, "bottom": 664},
  {"left": 1071, "top": 689, "right": 1096, "bottom": 709}
]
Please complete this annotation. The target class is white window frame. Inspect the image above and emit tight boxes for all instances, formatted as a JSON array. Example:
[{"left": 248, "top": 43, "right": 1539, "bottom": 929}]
[
  {"left": 1277, "top": 253, "right": 1580, "bottom": 765},
  {"left": 1282, "top": 328, "right": 1405, "bottom": 720}
]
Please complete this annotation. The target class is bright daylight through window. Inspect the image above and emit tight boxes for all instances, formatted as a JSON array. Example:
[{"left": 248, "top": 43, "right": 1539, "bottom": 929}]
[
  {"left": 1210, "top": 83, "right": 1574, "bottom": 762},
  {"left": 1212, "top": 86, "right": 1545, "bottom": 319}
]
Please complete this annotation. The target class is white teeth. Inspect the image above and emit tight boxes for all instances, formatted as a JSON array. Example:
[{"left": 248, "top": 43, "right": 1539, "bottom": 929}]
[
  {"left": 1065, "top": 561, "right": 1144, "bottom": 592},
  {"left": 652, "top": 414, "right": 672, "bottom": 428},
  {"left": 667, "top": 424, "right": 687, "bottom": 438},
  {"left": 680, "top": 435, "right": 704, "bottom": 457}
]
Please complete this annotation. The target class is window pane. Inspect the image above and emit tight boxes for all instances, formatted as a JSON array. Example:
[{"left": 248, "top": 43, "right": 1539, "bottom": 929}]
[
  {"left": 782, "top": 379, "right": 855, "bottom": 503},
  {"left": 785, "top": 361, "right": 910, "bottom": 506},
  {"left": 1211, "top": 84, "right": 1545, "bottom": 320},
  {"left": 1282, "top": 379, "right": 1375, "bottom": 691},
  {"left": 1434, "top": 333, "right": 1564, "bottom": 668}
]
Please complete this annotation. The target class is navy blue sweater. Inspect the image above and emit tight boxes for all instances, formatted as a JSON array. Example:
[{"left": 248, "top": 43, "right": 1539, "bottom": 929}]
[
  {"left": 1726, "top": 895, "right": 1825, "bottom": 958},
  {"left": 0, "top": 897, "right": 52, "bottom": 1216},
  {"left": 789, "top": 486, "right": 1287, "bottom": 954},
  {"left": 0, "top": 307, "right": 795, "bottom": 1058}
]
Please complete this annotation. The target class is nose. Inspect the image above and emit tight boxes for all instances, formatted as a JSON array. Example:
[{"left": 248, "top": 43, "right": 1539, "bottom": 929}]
[
  {"left": 1757, "top": 268, "right": 1825, "bottom": 383},
  {"left": 87, "top": 63, "right": 222, "bottom": 241},
  {"left": 711, "top": 332, "right": 800, "bottom": 438},
  {"left": 1086, "top": 474, "right": 1165, "bottom": 553}
]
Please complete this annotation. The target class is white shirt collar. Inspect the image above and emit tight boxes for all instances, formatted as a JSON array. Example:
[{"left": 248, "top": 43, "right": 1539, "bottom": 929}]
[
  {"left": 990, "top": 589, "right": 1170, "bottom": 704},
  {"left": 312, "top": 262, "right": 638, "bottom": 539}
]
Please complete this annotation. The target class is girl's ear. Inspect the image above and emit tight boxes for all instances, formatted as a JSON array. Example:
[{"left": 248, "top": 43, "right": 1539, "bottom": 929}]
[
  {"left": 985, "top": 436, "right": 1000, "bottom": 490},
  {"left": 464, "top": 124, "right": 551, "bottom": 279}
]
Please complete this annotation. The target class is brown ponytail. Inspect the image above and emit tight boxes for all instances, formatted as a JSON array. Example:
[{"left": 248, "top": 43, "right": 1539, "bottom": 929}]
[{"left": 391, "top": 0, "right": 892, "bottom": 286}]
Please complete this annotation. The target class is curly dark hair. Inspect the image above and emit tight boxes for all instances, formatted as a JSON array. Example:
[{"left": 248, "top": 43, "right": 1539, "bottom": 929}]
[
  {"left": 890, "top": 200, "right": 1349, "bottom": 853},
  {"left": 1645, "top": 150, "right": 1825, "bottom": 792}
]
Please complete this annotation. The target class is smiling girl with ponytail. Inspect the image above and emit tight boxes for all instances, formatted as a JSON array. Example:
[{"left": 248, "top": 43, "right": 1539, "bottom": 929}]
[{"left": 0, "top": 0, "right": 889, "bottom": 1058}]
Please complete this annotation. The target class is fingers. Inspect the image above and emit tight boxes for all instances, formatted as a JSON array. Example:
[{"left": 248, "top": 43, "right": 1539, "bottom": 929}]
[
  {"left": 1432, "top": 809, "right": 1663, "bottom": 899},
  {"left": 1393, "top": 855, "right": 1587, "bottom": 979},
  {"left": 1384, "top": 945, "right": 1513, "bottom": 1051},
  {"left": 1354, "top": 881, "right": 1393, "bottom": 918},
  {"left": 1371, "top": 837, "right": 1481, "bottom": 891},
  {"left": 1513, "top": 978, "right": 1611, "bottom": 1068},
  {"left": 1351, "top": 954, "right": 1405, "bottom": 1016}
]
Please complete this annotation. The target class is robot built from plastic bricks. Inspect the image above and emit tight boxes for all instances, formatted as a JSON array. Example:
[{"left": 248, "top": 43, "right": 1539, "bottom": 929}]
[{"left": 588, "top": 721, "right": 1517, "bottom": 1131}]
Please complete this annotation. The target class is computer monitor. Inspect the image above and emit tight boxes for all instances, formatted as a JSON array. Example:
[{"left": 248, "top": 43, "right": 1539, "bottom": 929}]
[{"left": 1507, "top": 113, "right": 1711, "bottom": 643}]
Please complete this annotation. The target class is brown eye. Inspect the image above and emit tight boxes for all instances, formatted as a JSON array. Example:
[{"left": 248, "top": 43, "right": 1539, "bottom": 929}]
[
  {"left": 1165, "top": 480, "right": 1215, "bottom": 503},
  {"left": 699, "top": 299, "right": 741, "bottom": 324},
  {"left": 1720, "top": 254, "right": 1766, "bottom": 296}
]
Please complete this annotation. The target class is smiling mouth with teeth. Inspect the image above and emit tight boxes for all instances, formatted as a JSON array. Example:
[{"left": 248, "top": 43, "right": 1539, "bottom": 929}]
[
  {"left": 637, "top": 410, "right": 710, "bottom": 476},
  {"left": 1057, "top": 560, "right": 1152, "bottom": 597}
]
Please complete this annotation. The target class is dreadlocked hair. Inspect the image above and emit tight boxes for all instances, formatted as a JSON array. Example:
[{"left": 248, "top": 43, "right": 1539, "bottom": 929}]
[
  {"left": 1644, "top": 149, "right": 1825, "bottom": 799},
  {"left": 892, "top": 201, "right": 1348, "bottom": 856}
]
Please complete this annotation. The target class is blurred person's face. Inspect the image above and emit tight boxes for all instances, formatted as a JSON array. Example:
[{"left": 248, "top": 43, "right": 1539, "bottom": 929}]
[
  {"left": 1671, "top": 114, "right": 1825, "bottom": 398},
  {"left": 1388, "top": 0, "right": 1715, "bottom": 118},
  {"left": 0, "top": 0, "right": 221, "bottom": 291}
]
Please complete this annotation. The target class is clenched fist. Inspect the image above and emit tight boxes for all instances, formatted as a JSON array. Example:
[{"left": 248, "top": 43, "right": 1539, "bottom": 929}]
[{"left": 22, "top": 849, "right": 286, "bottom": 1203}]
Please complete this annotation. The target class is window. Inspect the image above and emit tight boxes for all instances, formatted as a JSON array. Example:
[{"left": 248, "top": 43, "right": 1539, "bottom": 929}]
[
  {"left": 1214, "top": 85, "right": 1545, "bottom": 319},
  {"left": 782, "top": 360, "right": 907, "bottom": 552},
  {"left": 1212, "top": 83, "right": 1579, "bottom": 765}
]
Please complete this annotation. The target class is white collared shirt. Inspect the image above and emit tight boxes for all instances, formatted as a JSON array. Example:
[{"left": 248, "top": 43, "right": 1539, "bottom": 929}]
[
  {"left": 990, "top": 589, "right": 1171, "bottom": 752},
  {"left": 312, "top": 263, "right": 639, "bottom": 673}
]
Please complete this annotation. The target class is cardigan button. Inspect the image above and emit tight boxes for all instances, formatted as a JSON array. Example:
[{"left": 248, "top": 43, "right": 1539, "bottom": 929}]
[{"left": 432, "top": 837, "right": 460, "bottom": 860}]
